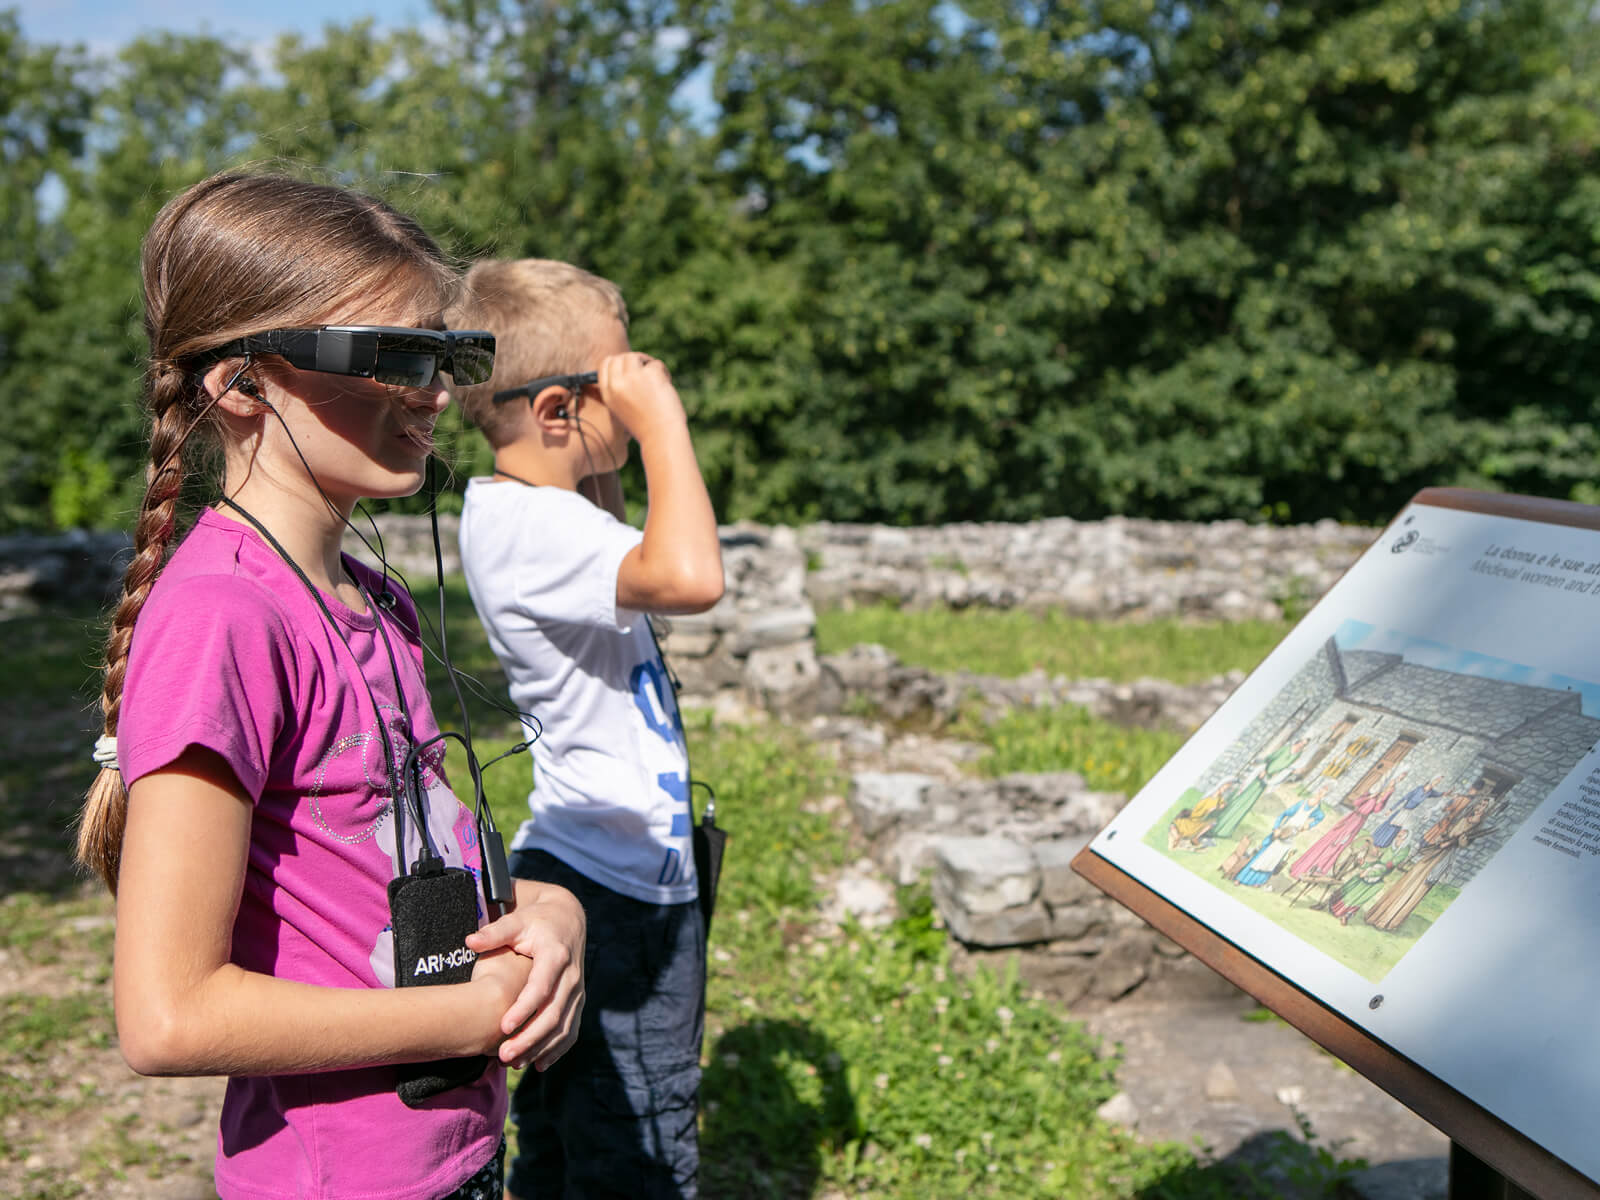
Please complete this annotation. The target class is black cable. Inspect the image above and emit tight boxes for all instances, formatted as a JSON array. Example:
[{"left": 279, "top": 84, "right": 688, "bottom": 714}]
[
  {"left": 490, "top": 466, "right": 541, "bottom": 490},
  {"left": 425, "top": 457, "right": 513, "bottom": 906},
  {"left": 218, "top": 495, "right": 431, "bottom": 875},
  {"left": 352, "top": 500, "right": 399, "bottom": 610},
  {"left": 243, "top": 397, "right": 544, "bottom": 751},
  {"left": 217, "top": 383, "right": 542, "bottom": 887},
  {"left": 344, "top": 492, "right": 543, "bottom": 746},
  {"left": 571, "top": 407, "right": 622, "bottom": 511},
  {"left": 354, "top": 575, "right": 441, "bottom": 868}
]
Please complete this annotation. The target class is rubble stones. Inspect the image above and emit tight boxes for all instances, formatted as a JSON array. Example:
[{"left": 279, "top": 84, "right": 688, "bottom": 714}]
[
  {"left": 841, "top": 757, "right": 1240, "bottom": 1002},
  {"left": 933, "top": 837, "right": 1040, "bottom": 914},
  {"left": 822, "top": 870, "right": 897, "bottom": 929},
  {"left": 0, "top": 529, "right": 131, "bottom": 615},
  {"left": 847, "top": 773, "right": 935, "bottom": 838},
  {"left": 800, "top": 516, "right": 1373, "bottom": 621},
  {"left": 1096, "top": 1091, "right": 1141, "bottom": 1130}
]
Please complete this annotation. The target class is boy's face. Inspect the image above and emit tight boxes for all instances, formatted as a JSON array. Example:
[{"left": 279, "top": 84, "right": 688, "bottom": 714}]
[{"left": 578, "top": 317, "right": 633, "bottom": 467}]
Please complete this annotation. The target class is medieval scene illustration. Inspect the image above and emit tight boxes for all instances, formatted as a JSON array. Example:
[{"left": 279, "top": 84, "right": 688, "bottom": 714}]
[{"left": 1145, "top": 620, "right": 1600, "bottom": 981}]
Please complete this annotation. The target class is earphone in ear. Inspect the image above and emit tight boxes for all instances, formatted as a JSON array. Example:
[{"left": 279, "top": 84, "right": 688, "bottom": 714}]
[
  {"left": 232, "top": 376, "right": 278, "bottom": 414},
  {"left": 555, "top": 407, "right": 570, "bottom": 420}
]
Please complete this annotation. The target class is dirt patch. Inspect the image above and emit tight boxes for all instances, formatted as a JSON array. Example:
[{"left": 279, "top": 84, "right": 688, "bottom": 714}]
[
  {"left": 1079, "top": 994, "right": 1448, "bottom": 1198},
  {"left": 0, "top": 887, "right": 223, "bottom": 1199}
]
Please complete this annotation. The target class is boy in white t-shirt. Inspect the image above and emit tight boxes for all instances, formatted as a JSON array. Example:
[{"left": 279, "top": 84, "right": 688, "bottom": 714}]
[{"left": 448, "top": 259, "right": 724, "bottom": 1199}]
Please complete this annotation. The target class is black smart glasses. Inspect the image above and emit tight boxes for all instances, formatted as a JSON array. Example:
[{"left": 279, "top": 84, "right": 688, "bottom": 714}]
[
  {"left": 492, "top": 371, "right": 599, "bottom": 406},
  {"left": 212, "top": 326, "right": 497, "bottom": 388}
]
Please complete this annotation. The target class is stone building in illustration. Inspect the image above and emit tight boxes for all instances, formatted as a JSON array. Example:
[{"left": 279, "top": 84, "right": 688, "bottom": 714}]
[{"left": 1197, "top": 635, "right": 1600, "bottom": 885}]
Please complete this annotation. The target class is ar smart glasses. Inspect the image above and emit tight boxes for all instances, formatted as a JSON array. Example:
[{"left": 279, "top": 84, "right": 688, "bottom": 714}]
[
  {"left": 213, "top": 326, "right": 497, "bottom": 388},
  {"left": 492, "top": 371, "right": 599, "bottom": 406}
]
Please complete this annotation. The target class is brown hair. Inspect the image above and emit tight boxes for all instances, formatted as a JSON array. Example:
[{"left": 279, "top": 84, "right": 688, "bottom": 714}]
[
  {"left": 76, "top": 170, "right": 457, "bottom": 893},
  {"left": 445, "top": 258, "right": 628, "bottom": 448}
]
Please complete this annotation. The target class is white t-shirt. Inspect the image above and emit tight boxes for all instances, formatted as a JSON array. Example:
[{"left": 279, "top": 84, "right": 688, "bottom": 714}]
[{"left": 459, "top": 479, "right": 697, "bottom": 905}]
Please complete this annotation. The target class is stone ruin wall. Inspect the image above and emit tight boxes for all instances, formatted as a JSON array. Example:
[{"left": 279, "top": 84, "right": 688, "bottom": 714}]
[{"left": 3, "top": 513, "right": 1379, "bottom": 1003}]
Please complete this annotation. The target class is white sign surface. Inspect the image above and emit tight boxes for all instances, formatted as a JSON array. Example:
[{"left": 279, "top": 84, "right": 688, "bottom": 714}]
[{"left": 1089, "top": 497, "right": 1600, "bottom": 1184}]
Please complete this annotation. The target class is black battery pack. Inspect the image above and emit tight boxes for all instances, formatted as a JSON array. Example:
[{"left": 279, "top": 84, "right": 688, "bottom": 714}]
[{"left": 389, "top": 864, "right": 489, "bottom": 1106}]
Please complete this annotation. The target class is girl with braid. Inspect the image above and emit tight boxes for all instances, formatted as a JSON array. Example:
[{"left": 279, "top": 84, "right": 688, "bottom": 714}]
[{"left": 74, "top": 171, "right": 585, "bottom": 1200}]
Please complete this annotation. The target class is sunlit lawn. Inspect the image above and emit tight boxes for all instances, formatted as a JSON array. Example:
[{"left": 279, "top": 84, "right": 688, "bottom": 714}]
[{"left": 816, "top": 603, "right": 1291, "bottom": 685}]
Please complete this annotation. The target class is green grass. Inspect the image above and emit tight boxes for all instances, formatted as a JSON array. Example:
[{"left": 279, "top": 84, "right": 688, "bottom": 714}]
[
  {"left": 78, "top": 1111, "right": 196, "bottom": 1188},
  {"left": 682, "top": 719, "right": 1188, "bottom": 1198},
  {"left": 0, "top": 989, "right": 116, "bottom": 1168},
  {"left": 815, "top": 603, "right": 1292, "bottom": 685},
  {"left": 680, "top": 716, "right": 1360, "bottom": 1198},
  {"left": 955, "top": 702, "right": 1189, "bottom": 796}
]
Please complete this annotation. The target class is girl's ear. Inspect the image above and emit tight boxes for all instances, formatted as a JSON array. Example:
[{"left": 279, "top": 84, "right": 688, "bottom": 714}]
[{"left": 203, "top": 360, "right": 266, "bottom": 417}]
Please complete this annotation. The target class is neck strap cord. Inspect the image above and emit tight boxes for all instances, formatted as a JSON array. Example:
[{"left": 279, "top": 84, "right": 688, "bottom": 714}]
[
  {"left": 218, "top": 496, "right": 439, "bottom": 874},
  {"left": 427, "top": 458, "right": 512, "bottom": 906}
]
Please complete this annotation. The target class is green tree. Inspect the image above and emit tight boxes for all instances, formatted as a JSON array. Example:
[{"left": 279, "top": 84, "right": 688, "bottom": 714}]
[
  {"left": 6, "top": 31, "right": 249, "bottom": 528},
  {"left": 4, "top": 1, "right": 1599, "bottom": 531},
  {"left": 0, "top": 12, "right": 89, "bottom": 526},
  {"left": 692, "top": 0, "right": 1600, "bottom": 523}
]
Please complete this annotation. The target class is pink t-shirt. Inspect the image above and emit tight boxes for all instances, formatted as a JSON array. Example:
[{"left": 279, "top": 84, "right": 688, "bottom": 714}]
[{"left": 119, "top": 509, "right": 506, "bottom": 1200}]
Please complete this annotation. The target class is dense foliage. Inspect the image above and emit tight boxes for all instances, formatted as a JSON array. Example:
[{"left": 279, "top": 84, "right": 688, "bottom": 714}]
[{"left": 3, "top": 0, "right": 1599, "bottom": 531}]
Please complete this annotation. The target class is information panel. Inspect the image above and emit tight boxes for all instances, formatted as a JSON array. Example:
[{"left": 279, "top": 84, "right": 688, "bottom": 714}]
[{"left": 1074, "top": 489, "right": 1600, "bottom": 1196}]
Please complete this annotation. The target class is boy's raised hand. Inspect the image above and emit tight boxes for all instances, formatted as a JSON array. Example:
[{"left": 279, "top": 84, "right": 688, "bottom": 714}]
[
  {"left": 596, "top": 351, "right": 684, "bottom": 444},
  {"left": 600, "top": 349, "right": 724, "bottom": 615}
]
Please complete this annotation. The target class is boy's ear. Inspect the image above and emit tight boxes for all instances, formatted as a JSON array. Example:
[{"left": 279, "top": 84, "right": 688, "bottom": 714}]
[{"left": 531, "top": 385, "right": 575, "bottom": 432}]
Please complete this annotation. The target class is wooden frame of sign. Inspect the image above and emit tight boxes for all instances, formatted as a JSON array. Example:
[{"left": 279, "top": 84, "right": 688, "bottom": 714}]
[{"left": 1071, "top": 488, "right": 1600, "bottom": 1199}]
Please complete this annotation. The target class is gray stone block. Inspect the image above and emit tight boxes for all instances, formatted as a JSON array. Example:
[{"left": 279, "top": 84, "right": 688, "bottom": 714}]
[
  {"left": 1089, "top": 935, "right": 1153, "bottom": 1000},
  {"left": 1045, "top": 899, "right": 1106, "bottom": 941},
  {"left": 933, "top": 886, "right": 1054, "bottom": 947},
  {"left": 883, "top": 830, "right": 951, "bottom": 886},
  {"left": 660, "top": 631, "right": 719, "bottom": 658},
  {"left": 818, "top": 643, "right": 898, "bottom": 692},
  {"left": 1034, "top": 835, "right": 1098, "bottom": 906},
  {"left": 1059, "top": 791, "right": 1125, "bottom": 834},
  {"left": 848, "top": 772, "right": 936, "bottom": 837},
  {"left": 672, "top": 655, "right": 745, "bottom": 695},
  {"left": 995, "top": 771, "right": 1090, "bottom": 806},
  {"left": 727, "top": 605, "right": 817, "bottom": 654},
  {"left": 743, "top": 642, "right": 820, "bottom": 713},
  {"left": 933, "top": 836, "right": 1039, "bottom": 914}
]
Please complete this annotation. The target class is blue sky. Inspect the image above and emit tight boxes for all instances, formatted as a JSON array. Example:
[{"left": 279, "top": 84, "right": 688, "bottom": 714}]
[
  {"left": 18, "top": 0, "right": 723, "bottom": 137},
  {"left": 16, "top": 0, "right": 418, "bottom": 50}
]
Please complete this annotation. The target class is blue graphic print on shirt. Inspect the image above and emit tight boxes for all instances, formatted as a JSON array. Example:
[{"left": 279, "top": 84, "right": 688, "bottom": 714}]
[{"left": 631, "top": 653, "right": 693, "bottom": 886}]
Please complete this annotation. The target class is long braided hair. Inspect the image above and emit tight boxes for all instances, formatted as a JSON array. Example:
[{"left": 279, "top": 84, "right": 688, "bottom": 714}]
[{"left": 76, "top": 170, "right": 456, "bottom": 892}]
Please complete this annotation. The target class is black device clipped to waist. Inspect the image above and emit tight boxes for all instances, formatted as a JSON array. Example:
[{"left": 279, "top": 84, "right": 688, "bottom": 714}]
[{"left": 389, "top": 855, "right": 489, "bottom": 1106}]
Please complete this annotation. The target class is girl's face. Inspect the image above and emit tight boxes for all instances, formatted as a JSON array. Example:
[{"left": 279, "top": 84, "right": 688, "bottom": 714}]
[{"left": 246, "top": 291, "right": 450, "bottom": 509}]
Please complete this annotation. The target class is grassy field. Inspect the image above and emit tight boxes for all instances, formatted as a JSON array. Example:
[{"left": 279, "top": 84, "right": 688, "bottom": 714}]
[
  {"left": 0, "top": 586, "right": 1359, "bottom": 1198},
  {"left": 815, "top": 604, "right": 1292, "bottom": 685}
]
